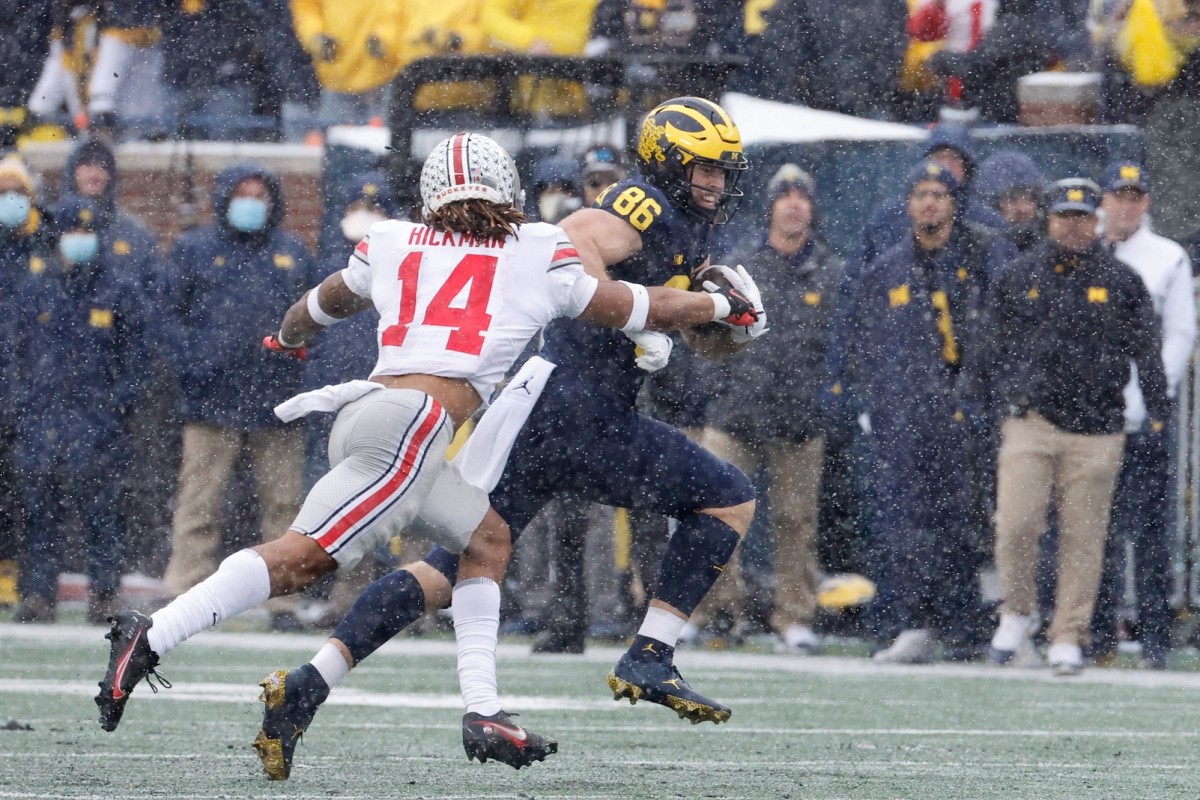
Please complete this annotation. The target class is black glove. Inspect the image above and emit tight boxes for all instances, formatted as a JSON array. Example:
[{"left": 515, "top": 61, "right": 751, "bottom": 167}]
[{"left": 311, "top": 34, "right": 338, "bottom": 62}]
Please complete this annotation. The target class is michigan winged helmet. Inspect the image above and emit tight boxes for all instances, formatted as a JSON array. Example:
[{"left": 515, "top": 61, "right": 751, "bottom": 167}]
[{"left": 636, "top": 96, "right": 749, "bottom": 224}]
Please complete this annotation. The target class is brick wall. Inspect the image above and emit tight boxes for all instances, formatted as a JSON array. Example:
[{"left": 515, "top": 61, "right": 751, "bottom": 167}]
[{"left": 21, "top": 141, "right": 325, "bottom": 253}]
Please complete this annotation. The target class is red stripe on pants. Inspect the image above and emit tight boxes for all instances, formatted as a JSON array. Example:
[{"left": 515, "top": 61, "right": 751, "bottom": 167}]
[{"left": 315, "top": 402, "right": 444, "bottom": 549}]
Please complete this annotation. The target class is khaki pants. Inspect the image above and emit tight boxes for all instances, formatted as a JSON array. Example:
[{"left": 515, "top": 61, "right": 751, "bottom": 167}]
[
  {"left": 163, "top": 423, "right": 303, "bottom": 613},
  {"left": 697, "top": 428, "right": 824, "bottom": 631},
  {"left": 994, "top": 413, "right": 1124, "bottom": 647}
]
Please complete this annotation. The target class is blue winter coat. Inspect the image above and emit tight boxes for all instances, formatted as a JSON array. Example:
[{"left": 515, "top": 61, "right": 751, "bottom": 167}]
[
  {"left": 843, "top": 227, "right": 1007, "bottom": 431},
  {"left": 12, "top": 254, "right": 146, "bottom": 472},
  {"left": 159, "top": 162, "right": 315, "bottom": 429},
  {"left": 0, "top": 213, "right": 53, "bottom": 418}
]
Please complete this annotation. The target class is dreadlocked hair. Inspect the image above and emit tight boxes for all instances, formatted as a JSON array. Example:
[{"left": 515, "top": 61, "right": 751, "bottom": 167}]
[{"left": 426, "top": 199, "right": 527, "bottom": 242}]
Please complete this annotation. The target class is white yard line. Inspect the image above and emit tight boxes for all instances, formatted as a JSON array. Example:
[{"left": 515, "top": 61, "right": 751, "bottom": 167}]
[{"left": 5, "top": 622, "right": 1200, "bottom": 690}]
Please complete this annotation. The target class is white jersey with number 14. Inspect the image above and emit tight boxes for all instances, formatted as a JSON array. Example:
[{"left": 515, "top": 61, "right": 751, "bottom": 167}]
[{"left": 340, "top": 219, "right": 598, "bottom": 401}]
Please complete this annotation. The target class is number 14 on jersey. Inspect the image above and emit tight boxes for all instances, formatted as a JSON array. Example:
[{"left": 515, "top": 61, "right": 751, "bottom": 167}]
[{"left": 381, "top": 251, "right": 498, "bottom": 356}]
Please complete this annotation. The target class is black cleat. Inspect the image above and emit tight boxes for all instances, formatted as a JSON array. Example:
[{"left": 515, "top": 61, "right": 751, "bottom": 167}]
[
  {"left": 607, "top": 649, "right": 731, "bottom": 725},
  {"left": 462, "top": 710, "right": 558, "bottom": 769},
  {"left": 253, "top": 666, "right": 329, "bottom": 780},
  {"left": 95, "top": 610, "right": 169, "bottom": 731}
]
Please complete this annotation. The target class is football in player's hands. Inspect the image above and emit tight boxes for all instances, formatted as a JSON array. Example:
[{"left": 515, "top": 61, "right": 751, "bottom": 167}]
[{"left": 691, "top": 265, "right": 759, "bottom": 327}]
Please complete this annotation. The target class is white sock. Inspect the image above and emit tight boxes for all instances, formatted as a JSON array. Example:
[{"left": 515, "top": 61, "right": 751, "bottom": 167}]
[
  {"left": 452, "top": 577, "right": 501, "bottom": 716},
  {"left": 637, "top": 606, "right": 687, "bottom": 648},
  {"left": 309, "top": 642, "right": 351, "bottom": 689},
  {"left": 147, "top": 549, "right": 271, "bottom": 656}
]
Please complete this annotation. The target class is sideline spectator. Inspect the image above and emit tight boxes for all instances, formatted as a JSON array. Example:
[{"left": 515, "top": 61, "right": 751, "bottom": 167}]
[
  {"left": 579, "top": 144, "right": 626, "bottom": 206},
  {"left": 0, "top": 156, "right": 50, "bottom": 610},
  {"left": 1091, "top": 162, "right": 1195, "bottom": 669},
  {"left": 62, "top": 137, "right": 158, "bottom": 294},
  {"left": 13, "top": 195, "right": 146, "bottom": 624},
  {"left": 530, "top": 156, "right": 581, "bottom": 224},
  {"left": 972, "top": 149, "right": 1046, "bottom": 253},
  {"left": 699, "top": 164, "right": 843, "bottom": 655},
  {"left": 62, "top": 136, "right": 173, "bottom": 576},
  {"left": 860, "top": 124, "right": 1004, "bottom": 269},
  {"left": 158, "top": 163, "right": 315, "bottom": 632},
  {"left": 845, "top": 161, "right": 1002, "bottom": 664},
  {"left": 974, "top": 179, "right": 1167, "bottom": 675}
]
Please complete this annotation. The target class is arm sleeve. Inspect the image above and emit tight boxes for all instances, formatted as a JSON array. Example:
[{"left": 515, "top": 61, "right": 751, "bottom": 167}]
[
  {"left": 1159, "top": 254, "right": 1196, "bottom": 395},
  {"left": 340, "top": 235, "right": 373, "bottom": 298},
  {"left": 545, "top": 236, "right": 598, "bottom": 318}
]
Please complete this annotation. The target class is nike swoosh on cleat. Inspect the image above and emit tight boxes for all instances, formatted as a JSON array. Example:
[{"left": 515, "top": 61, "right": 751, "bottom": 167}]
[
  {"left": 481, "top": 721, "right": 528, "bottom": 744},
  {"left": 110, "top": 641, "right": 138, "bottom": 701}
]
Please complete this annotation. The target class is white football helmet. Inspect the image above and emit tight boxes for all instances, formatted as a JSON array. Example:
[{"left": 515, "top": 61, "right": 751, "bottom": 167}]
[{"left": 420, "top": 132, "right": 525, "bottom": 213}]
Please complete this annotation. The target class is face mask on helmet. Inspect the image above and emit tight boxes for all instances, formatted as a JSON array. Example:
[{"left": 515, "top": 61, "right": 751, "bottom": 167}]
[
  {"left": 636, "top": 96, "right": 748, "bottom": 225},
  {"left": 59, "top": 231, "right": 99, "bottom": 265},
  {"left": 420, "top": 132, "right": 525, "bottom": 215},
  {"left": 0, "top": 192, "right": 30, "bottom": 229}
]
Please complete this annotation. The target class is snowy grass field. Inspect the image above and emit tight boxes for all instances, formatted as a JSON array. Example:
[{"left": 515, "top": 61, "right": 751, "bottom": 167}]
[{"left": 2, "top": 620, "right": 1199, "bottom": 799}]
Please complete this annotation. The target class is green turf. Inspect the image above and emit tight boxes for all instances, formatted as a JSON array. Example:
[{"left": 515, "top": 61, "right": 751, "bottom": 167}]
[{"left": 2, "top": 622, "right": 1198, "bottom": 799}]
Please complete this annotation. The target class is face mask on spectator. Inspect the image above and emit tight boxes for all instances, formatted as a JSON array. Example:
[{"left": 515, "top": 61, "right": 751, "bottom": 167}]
[
  {"left": 341, "top": 208, "right": 386, "bottom": 242},
  {"left": 59, "top": 232, "right": 99, "bottom": 265},
  {"left": 0, "top": 191, "right": 30, "bottom": 228},
  {"left": 228, "top": 197, "right": 269, "bottom": 232}
]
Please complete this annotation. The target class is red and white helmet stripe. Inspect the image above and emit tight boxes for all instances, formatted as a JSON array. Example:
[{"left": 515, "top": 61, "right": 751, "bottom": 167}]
[{"left": 420, "top": 132, "right": 524, "bottom": 213}]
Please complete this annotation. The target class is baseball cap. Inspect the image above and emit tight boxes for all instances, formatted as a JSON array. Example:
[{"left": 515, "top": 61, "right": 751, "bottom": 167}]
[
  {"left": 580, "top": 144, "right": 626, "bottom": 179},
  {"left": 1102, "top": 161, "right": 1150, "bottom": 194},
  {"left": 767, "top": 163, "right": 816, "bottom": 199},
  {"left": 1046, "top": 178, "right": 1101, "bottom": 215}
]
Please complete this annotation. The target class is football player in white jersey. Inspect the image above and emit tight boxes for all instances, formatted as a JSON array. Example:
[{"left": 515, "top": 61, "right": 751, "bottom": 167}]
[{"left": 95, "top": 132, "right": 760, "bottom": 773}]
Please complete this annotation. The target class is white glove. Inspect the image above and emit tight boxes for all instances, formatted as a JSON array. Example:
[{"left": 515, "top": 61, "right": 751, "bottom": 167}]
[
  {"left": 625, "top": 330, "right": 673, "bottom": 372},
  {"left": 727, "top": 264, "right": 767, "bottom": 343}
]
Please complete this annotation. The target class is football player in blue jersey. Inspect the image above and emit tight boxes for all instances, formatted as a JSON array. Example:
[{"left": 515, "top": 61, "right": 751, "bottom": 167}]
[{"left": 251, "top": 97, "right": 768, "bottom": 777}]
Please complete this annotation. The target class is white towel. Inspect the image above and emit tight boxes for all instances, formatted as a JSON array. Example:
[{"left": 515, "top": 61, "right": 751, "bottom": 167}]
[
  {"left": 453, "top": 356, "right": 555, "bottom": 491},
  {"left": 274, "top": 380, "right": 385, "bottom": 422}
]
